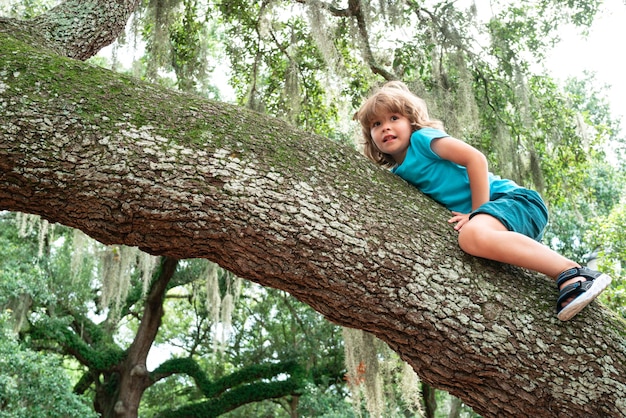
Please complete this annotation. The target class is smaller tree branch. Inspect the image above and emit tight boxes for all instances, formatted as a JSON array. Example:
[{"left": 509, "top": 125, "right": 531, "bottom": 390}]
[
  {"left": 29, "top": 318, "right": 125, "bottom": 371},
  {"left": 348, "top": 0, "right": 398, "bottom": 81},
  {"left": 158, "top": 378, "right": 304, "bottom": 418},
  {"left": 74, "top": 370, "right": 97, "bottom": 395},
  {"left": 152, "top": 359, "right": 306, "bottom": 418},
  {"left": 126, "top": 257, "right": 179, "bottom": 367},
  {"left": 31, "top": 0, "right": 141, "bottom": 60}
]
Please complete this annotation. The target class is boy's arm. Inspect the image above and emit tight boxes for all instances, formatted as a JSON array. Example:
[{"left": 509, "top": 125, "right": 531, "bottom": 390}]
[{"left": 430, "top": 136, "right": 489, "bottom": 211}]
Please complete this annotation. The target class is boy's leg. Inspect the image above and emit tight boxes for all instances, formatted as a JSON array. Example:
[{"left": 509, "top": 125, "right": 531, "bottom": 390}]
[
  {"left": 456, "top": 213, "right": 577, "bottom": 277},
  {"left": 457, "top": 214, "right": 611, "bottom": 320}
]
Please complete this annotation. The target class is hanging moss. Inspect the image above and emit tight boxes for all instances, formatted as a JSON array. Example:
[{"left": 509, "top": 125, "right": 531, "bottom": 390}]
[{"left": 343, "top": 327, "right": 384, "bottom": 417}]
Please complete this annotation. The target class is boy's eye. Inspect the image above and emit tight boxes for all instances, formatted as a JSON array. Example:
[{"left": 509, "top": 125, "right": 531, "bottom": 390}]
[
  {"left": 371, "top": 121, "right": 380, "bottom": 128},
  {"left": 391, "top": 115, "right": 399, "bottom": 120}
]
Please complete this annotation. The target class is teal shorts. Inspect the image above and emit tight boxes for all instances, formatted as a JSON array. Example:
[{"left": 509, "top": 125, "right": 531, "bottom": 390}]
[{"left": 469, "top": 188, "right": 548, "bottom": 241}]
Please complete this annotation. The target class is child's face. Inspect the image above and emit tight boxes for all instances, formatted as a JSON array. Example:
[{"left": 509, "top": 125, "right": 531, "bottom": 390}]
[{"left": 370, "top": 111, "right": 412, "bottom": 164}]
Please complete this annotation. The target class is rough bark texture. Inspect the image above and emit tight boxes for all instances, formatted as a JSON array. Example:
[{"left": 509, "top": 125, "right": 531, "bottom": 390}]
[
  {"left": 2, "top": 16, "right": 626, "bottom": 418},
  {"left": 32, "top": 0, "right": 140, "bottom": 60}
]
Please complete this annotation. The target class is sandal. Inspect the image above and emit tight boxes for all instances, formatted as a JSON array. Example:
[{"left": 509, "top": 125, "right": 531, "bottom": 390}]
[{"left": 556, "top": 267, "right": 612, "bottom": 321}]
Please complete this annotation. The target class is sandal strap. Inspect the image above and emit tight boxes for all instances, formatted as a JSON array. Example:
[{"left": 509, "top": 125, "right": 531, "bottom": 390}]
[
  {"left": 556, "top": 266, "right": 602, "bottom": 288},
  {"left": 556, "top": 280, "right": 596, "bottom": 313}
]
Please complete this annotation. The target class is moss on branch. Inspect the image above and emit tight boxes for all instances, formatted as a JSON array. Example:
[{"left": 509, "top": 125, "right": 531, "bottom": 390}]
[{"left": 152, "top": 358, "right": 306, "bottom": 417}]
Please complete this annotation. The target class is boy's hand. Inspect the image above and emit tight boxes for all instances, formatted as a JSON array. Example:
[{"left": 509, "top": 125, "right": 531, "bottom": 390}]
[{"left": 448, "top": 211, "right": 471, "bottom": 231}]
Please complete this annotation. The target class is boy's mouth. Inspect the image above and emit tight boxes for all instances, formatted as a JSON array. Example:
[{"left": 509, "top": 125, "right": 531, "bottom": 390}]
[{"left": 383, "top": 135, "right": 395, "bottom": 143}]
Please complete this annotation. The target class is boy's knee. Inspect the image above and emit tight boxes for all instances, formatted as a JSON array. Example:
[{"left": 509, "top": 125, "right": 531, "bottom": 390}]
[{"left": 457, "top": 224, "right": 486, "bottom": 256}]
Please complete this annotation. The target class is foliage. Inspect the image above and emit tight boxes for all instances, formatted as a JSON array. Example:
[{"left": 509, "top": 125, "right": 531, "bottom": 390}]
[
  {"left": 217, "top": 0, "right": 340, "bottom": 136},
  {"left": 586, "top": 197, "right": 626, "bottom": 318},
  {"left": 138, "top": 0, "right": 225, "bottom": 98},
  {"left": 539, "top": 76, "right": 626, "bottom": 318},
  {"left": 544, "top": 162, "right": 626, "bottom": 261},
  {"left": 0, "top": 210, "right": 348, "bottom": 417},
  {"left": 0, "top": 314, "right": 97, "bottom": 418},
  {"left": 140, "top": 283, "right": 347, "bottom": 417},
  {"left": 0, "top": 0, "right": 57, "bottom": 18},
  {"left": 295, "top": 382, "right": 358, "bottom": 418},
  {"left": 588, "top": 199, "right": 626, "bottom": 270}
]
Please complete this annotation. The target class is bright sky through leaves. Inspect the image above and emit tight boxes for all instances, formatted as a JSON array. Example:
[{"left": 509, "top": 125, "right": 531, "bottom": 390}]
[{"left": 546, "top": 1, "right": 626, "bottom": 123}]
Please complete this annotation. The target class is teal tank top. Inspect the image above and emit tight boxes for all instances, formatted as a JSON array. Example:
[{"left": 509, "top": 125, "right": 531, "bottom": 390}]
[{"left": 391, "top": 128, "right": 520, "bottom": 213}]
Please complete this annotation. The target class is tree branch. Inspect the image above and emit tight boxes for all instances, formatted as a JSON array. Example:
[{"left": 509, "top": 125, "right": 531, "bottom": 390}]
[
  {"left": 2, "top": 29, "right": 626, "bottom": 417},
  {"left": 31, "top": 0, "right": 141, "bottom": 60},
  {"left": 348, "top": 0, "right": 398, "bottom": 80},
  {"left": 153, "top": 359, "right": 306, "bottom": 417}
]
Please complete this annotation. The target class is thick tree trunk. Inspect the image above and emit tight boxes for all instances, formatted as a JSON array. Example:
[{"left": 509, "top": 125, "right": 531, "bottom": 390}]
[
  {"left": 1, "top": 19, "right": 626, "bottom": 418},
  {"left": 105, "top": 257, "right": 178, "bottom": 418}
]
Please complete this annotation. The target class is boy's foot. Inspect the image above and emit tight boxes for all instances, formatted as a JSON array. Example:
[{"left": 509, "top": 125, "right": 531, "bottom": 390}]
[{"left": 556, "top": 267, "right": 612, "bottom": 321}]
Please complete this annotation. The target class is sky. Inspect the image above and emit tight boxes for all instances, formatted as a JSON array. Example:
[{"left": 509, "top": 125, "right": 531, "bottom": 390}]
[{"left": 544, "top": 1, "right": 626, "bottom": 124}]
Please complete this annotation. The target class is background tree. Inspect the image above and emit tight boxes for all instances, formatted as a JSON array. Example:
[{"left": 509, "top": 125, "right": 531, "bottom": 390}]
[
  {"left": 0, "top": 216, "right": 97, "bottom": 418},
  {"left": 0, "top": 211, "right": 350, "bottom": 417}
]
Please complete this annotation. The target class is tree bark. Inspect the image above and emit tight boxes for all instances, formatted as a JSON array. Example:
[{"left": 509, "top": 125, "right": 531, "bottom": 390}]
[
  {"left": 100, "top": 257, "right": 178, "bottom": 418},
  {"left": 422, "top": 382, "right": 437, "bottom": 418},
  {"left": 1, "top": 18, "right": 626, "bottom": 418},
  {"left": 33, "top": 0, "right": 141, "bottom": 60}
]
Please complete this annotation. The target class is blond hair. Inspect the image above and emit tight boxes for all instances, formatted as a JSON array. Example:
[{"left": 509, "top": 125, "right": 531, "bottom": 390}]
[{"left": 354, "top": 81, "right": 443, "bottom": 167}]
